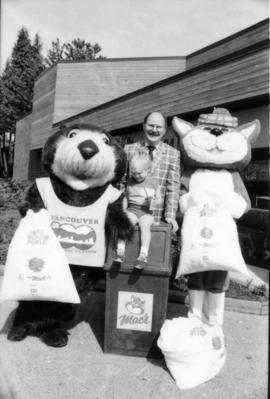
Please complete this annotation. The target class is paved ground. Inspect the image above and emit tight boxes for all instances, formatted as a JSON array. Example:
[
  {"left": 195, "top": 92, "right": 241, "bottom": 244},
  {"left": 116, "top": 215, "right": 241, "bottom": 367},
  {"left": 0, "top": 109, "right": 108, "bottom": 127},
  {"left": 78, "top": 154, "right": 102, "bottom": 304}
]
[{"left": 0, "top": 269, "right": 268, "bottom": 399}]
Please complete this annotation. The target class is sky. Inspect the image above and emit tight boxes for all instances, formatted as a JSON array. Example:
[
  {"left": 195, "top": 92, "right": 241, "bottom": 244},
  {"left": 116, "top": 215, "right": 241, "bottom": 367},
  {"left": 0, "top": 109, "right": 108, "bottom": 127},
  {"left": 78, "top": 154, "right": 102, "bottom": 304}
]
[{"left": 0, "top": 0, "right": 269, "bottom": 69}]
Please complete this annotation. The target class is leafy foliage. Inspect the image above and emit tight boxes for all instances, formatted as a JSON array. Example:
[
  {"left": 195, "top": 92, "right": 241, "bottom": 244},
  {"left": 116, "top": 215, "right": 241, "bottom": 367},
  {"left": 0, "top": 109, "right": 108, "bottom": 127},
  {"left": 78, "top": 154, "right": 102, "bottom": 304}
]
[
  {"left": 0, "top": 178, "right": 30, "bottom": 263},
  {"left": 44, "top": 38, "right": 105, "bottom": 67},
  {"left": 44, "top": 38, "right": 66, "bottom": 67},
  {"left": 227, "top": 280, "right": 268, "bottom": 302},
  {"left": 64, "top": 39, "right": 102, "bottom": 61},
  {"left": 0, "top": 28, "right": 45, "bottom": 135}
]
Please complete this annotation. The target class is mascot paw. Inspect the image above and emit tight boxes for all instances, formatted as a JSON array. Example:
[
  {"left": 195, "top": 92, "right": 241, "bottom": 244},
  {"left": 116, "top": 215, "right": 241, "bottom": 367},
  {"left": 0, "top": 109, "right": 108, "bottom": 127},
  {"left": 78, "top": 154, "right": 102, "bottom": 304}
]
[
  {"left": 7, "top": 325, "right": 29, "bottom": 341},
  {"left": 41, "top": 328, "right": 69, "bottom": 347}
]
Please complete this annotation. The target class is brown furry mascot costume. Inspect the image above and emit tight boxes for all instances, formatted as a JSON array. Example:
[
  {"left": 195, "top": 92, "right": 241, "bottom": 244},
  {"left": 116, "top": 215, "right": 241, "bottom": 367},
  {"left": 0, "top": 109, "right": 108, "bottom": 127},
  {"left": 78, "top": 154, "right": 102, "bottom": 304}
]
[{"left": 7, "top": 123, "right": 133, "bottom": 347}]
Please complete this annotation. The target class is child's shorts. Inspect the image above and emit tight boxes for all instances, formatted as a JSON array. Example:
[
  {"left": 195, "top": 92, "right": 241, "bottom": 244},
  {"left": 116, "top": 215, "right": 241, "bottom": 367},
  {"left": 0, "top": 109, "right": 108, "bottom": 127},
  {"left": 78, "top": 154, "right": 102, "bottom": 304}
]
[{"left": 127, "top": 205, "right": 153, "bottom": 219}]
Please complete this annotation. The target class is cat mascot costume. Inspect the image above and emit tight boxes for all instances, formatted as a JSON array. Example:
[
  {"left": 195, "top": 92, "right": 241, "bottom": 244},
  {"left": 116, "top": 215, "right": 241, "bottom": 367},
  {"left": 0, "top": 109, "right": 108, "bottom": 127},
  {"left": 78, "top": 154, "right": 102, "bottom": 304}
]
[{"left": 158, "top": 108, "right": 260, "bottom": 389}]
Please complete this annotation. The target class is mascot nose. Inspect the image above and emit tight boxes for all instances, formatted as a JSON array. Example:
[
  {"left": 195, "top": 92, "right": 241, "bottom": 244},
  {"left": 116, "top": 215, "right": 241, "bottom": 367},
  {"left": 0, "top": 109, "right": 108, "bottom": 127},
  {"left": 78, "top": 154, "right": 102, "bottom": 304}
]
[
  {"left": 78, "top": 140, "right": 99, "bottom": 160},
  {"left": 210, "top": 127, "right": 223, "bottom": 137}
]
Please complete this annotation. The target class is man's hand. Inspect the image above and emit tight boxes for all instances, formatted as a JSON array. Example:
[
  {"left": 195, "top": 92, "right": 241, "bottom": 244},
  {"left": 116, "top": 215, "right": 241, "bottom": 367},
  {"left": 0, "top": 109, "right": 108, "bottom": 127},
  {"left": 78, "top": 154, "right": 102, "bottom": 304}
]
[{"left": 165, "top": 217, "right": 179, "bottom": 233}]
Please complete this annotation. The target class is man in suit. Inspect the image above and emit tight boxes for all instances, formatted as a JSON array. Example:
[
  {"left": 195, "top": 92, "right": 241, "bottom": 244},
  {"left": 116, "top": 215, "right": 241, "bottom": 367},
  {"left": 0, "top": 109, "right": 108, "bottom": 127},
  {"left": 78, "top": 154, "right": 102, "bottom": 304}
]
[{"left": 124, "top": 111, "right": 181, "bottom": 233}]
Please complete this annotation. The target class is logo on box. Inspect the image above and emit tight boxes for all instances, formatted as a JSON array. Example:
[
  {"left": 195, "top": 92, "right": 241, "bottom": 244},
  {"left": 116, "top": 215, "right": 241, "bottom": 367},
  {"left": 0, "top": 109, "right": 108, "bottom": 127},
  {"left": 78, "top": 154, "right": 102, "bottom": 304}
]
[{"left": 117, "top": 291, "right": 153, "bottom": 332}]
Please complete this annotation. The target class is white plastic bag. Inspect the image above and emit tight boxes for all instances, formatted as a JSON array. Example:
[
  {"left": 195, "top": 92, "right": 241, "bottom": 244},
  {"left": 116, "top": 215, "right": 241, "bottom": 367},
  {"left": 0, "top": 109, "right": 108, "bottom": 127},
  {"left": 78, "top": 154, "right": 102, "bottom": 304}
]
[
  {"left": 157, "top": 317, "right": 226, "bottom": 390},
  {"left": 176, "top": 204, "right": 249, "bottom": 277},
  {"left": 0, "top": 209, "right": 80, "bottom": 303}
]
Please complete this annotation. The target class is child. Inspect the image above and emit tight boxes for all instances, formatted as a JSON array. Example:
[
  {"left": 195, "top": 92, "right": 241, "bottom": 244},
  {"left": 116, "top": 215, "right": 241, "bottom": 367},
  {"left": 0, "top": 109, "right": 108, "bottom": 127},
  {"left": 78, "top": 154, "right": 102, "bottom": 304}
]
[{"left": 114, "top": 150, "right": 161, "bottom": 269}]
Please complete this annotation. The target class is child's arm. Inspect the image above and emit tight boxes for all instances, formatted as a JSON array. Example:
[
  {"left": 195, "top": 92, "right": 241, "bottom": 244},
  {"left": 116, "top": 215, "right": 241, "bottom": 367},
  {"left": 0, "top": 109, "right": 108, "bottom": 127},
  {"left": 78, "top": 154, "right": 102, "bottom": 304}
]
[
  {"left": 153, "top": 186, "right": 162, "bottom": 205},
  {"left": 149, "top": 185, "right": 162, "bottom": 212}
]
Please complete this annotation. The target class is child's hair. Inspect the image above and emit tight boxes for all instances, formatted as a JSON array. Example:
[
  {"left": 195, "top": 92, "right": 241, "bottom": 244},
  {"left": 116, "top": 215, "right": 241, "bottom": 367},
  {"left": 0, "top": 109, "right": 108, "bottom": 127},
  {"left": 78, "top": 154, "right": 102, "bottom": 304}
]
[{"left": 129, "top": 149, "right": 152, "bottom": 172}]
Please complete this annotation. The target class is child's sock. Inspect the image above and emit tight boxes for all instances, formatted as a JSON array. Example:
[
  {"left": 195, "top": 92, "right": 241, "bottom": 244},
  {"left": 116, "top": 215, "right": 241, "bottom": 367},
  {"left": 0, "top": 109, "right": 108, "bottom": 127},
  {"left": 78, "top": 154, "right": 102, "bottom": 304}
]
[
  {"left": 139, "top": 246, "right": 149, "bottom": 257},
  {"left": 134, "top": 247, "right": 149, "bottom": 270},
  {"left": 114, "top": 241, "right": 126, "bottom": 263}
]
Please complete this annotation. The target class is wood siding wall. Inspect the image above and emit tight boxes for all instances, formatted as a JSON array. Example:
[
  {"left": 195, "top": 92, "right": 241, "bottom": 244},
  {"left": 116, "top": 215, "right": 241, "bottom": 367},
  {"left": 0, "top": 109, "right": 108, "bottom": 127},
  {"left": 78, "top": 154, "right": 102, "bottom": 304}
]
[
  {"left": 27, "top": 103, "right": 269, "bottom": 187},
  {"left": 13, "top": 114, "right": 32, "bottom": 180},
  {"left": 116, "top": 105, "right": 269, "bottom": 151},
  {"left": 30, "top": 66, "right": 57, "bottom": 150},
  {"left": 46, "top": 47, "right": 268, "bottom": 147},
  {"left": 28, "top": 149, "right": 45, "bottom": 181},
  {"left": 234, "top": 105, "right": 270, "bottom": 149},
  {"left": 186, "top": 19, "right": 269, "bottom": 70},
  {"left": 53, "top": 58, "right": 186, "bottom": 125}
]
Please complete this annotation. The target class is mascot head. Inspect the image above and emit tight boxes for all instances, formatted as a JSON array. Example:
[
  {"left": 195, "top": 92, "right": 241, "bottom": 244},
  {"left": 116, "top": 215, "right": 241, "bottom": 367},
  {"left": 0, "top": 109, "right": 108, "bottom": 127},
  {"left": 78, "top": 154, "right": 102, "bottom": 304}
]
[
  {"left": 172, "top": 108, "right": 260, "bottom": 171},
  {"left": 42, "top": 123, "right": 127, "bottom": 190}
]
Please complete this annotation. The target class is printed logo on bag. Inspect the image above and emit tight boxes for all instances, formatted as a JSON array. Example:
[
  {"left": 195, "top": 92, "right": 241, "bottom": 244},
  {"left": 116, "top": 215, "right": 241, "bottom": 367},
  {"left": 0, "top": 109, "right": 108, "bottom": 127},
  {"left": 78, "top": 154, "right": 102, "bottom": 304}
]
[
  {"left": 190, "top": 325, "right": 207, "bottom": 336},
  {"left": 199, "top": 205, "right": 216, "bottom": 217},
  {"left": 51, "top": 221, "right": 97, "bottom": 250},
  {"left": 28, "top": 257, "right": 45, "bottom": 272},
  {"left": 27, "top": 230, "right": 49, "bottom": 245},
  {"left": 200, "top": 227, "right": 213, "bottom": 239},
  {"left": 117, "top": 292, "right": 153, "bottom": 332}
]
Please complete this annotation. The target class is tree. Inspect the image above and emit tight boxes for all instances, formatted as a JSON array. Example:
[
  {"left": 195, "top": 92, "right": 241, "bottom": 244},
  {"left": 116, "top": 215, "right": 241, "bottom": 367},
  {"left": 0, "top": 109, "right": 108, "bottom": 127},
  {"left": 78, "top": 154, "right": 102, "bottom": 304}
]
[
  {"left": 64, "top": 39, "right": 102, "bottom": 61},
  {"left": 44, "top": 38, "right": 66, "bottom": 67},
  {"left": 44, "top": 38, "right": 105, "bottom": 67},
  {"left": 0, "top": 27, "right": 44, "bottom": 131},
  {"left": 32, "top": 33, "right": 45, "bottom": 76},
  {"left": 0, "top": 27, "right": 45, "bottom": 177}
]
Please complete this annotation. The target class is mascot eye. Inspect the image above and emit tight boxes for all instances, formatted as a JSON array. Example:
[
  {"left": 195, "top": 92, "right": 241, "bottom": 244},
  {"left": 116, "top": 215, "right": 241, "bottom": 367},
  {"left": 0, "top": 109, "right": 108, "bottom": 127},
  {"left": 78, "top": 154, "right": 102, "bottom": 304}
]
[
  {"left": 102, "top": 136, "right": 110, "bottom": 144},
  {"left": 67, "top": 130, "right": 78, "bottom": 138}
]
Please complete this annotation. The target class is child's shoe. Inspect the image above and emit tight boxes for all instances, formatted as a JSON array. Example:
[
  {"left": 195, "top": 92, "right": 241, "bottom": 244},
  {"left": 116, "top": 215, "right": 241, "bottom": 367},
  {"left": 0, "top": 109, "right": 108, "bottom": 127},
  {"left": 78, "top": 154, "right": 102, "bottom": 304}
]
[
  {"left": 134, "top": 253, "right": 148, "bottom": 270},
  {"left": 114, "top": 249, "right": 125, "bottom": 263}
]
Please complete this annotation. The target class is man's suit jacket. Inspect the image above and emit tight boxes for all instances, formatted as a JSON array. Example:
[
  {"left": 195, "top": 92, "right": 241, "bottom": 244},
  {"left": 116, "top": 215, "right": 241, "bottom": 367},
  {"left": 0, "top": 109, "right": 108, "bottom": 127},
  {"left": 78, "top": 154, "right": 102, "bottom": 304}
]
[{"left": 124, "top": 141, "right": 181, "bottom": 223}]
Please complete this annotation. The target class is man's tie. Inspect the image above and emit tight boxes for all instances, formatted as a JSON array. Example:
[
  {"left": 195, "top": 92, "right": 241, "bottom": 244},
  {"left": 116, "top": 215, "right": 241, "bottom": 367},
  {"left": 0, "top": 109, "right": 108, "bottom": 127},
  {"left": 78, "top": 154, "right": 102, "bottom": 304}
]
[{"left": 147, "top": 145, "right": 155, "bottom": 161}]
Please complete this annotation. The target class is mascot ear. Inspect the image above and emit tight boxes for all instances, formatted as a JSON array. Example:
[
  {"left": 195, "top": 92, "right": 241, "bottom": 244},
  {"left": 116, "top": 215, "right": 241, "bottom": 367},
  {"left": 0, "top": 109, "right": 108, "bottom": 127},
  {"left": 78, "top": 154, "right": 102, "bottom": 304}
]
[
  {"left": 237, "top": 119, "right": 261, "bottom": 145},
  {"left": 172, "top": 116, "right": 194, "bottom": 138},
  {"left": 112, "top": 135, "right": 123, "bottom": 146}
]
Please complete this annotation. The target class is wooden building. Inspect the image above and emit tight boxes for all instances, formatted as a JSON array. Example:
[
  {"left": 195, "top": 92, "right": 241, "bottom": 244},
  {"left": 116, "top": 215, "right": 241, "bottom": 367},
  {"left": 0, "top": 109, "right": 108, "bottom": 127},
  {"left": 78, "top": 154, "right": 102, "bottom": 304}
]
[
  {"left": 13, "top": 56, "right": 185, "bottom": 179},
  {"left": 14, "top": 19, "right": 269, "bottom": 182},
  {"left": 13, "top": 19, "right": 270, "bottom": 267}
]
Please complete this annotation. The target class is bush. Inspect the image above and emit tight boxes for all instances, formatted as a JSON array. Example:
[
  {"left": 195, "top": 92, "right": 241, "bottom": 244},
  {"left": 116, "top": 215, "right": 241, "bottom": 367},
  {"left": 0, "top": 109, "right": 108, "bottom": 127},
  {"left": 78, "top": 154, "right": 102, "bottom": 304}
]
[
  {"left": 227, "top": 280, "right": 268, "bottom": 302},
  {"left": 0, "top": 178, "right": 31, "bottom": 210},
  {"left": 0, "top": 178, "right": 30, "bottom": 264}
]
